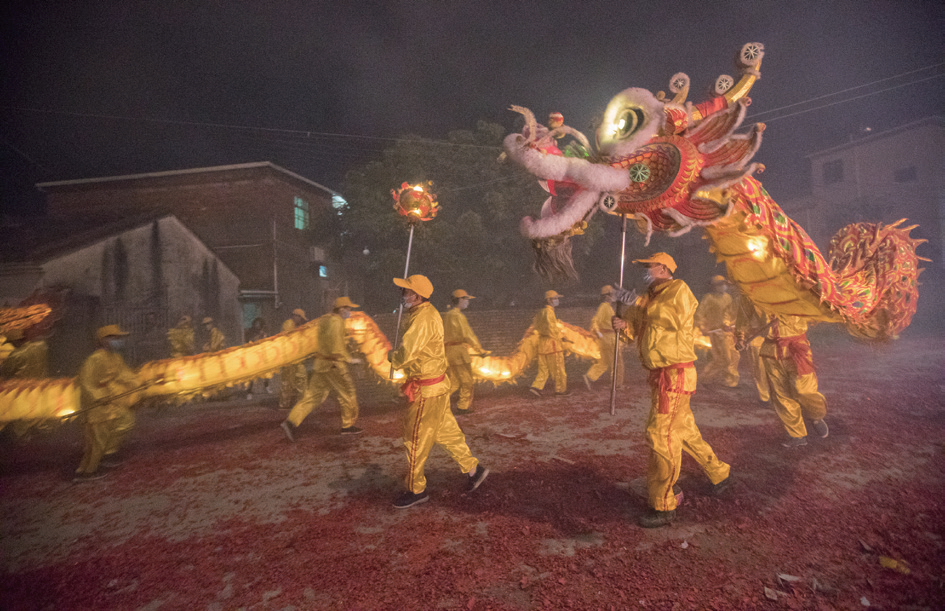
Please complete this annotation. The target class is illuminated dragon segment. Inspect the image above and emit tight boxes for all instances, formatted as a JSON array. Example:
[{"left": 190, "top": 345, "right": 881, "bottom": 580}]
[
  {"left": 0, "top": 311, "right": 601, "bottom": 428},
  {"left": 503, "top": 42, "right": 925, "bottom": 342}
]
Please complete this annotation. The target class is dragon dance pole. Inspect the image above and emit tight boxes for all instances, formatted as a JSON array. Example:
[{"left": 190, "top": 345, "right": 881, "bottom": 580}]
[
  {"left": 609, "top": 214, "right": 628, "bottom": 416},
  {"left": 389, "top": 222, "right": 416, "bottom": 379},
  {"left": 388, "top": 182, "right": 439, "bottom": 379}
]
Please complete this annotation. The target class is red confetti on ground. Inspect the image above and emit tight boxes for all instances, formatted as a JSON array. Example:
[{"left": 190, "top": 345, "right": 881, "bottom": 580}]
[{"left": 1, "top": 331, "right": 943, "bottom": 609}]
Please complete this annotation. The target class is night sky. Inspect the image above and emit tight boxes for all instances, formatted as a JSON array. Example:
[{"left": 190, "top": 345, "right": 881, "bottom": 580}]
[{"left": 1, "top": 0, "right": 943, "bottom": 217}]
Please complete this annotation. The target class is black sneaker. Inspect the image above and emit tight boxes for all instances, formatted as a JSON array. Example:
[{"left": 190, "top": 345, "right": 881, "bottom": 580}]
[
  {"left": 467, "top": 464, "right": 490, "bottom": 492},
  {"left": 340, "top": 426, "right": 363, "bottom": 435},
  {"left": 811, "top": 419, "right": 829, "bottom": 438},
  {"left": 280, "top": 420, "right": 296, "bottom": 442},
  {"left": 393, "top": 490, "right": 430, "bottom": 509},
  {"left": 454, "top": 408, "right": 473, "bottom": 416},
  {"left": 529, "top": 388, "right": 542, "bottom": 398},
  {"left": 73, "top": 471, "right": 107, "bottom": 483},
  {"left": 99, "top": 453, "right": 125, "bottom": 468},
  {"left": 711, "top": 476, "right": 732, "bottom": 496},
  {"left": 554, "top": 390, "right": 572, "bottom": 397},
  {"left": 782, "top": 436, "right": 808, "bottom": 448},
  {"left": 638, "top": 509, "right": 676, "bottom": 528}
]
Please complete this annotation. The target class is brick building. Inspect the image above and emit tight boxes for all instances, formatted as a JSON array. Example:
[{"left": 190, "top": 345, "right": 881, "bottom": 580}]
[{"left": 37, "top": 162, "right": 349, "bottom": 337}]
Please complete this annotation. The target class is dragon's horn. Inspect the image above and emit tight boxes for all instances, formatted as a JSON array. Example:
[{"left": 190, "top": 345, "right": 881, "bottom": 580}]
[{"left": 691, "top": 43, "right": 765, "bottom": 121}]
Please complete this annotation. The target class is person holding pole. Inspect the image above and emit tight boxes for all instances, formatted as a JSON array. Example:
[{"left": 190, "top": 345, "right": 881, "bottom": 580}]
[
  {"left": 74, "top": 325, "right": 143, "bottom": 482},
  {"left": 388, "top": 274, "right": 489, "bottom": 509},
  {"left": 695, "top": 275, "right": 740, "bottom": 388},
  {"left": 279, "top": 309, "right": 309, "bottom": 409},
  {"left": 583, "top": 286, "right": 624, "bottom": 392},
  {"left": 280, "top": 297, "right": 363, "bottom": 440},
  {"left": 529, "top": 290, "right": 570, "bottom": 398},
  {"left": 612, "top": 252, "right": 731, "bottom": 528},
  {"left": 443, "top": 289, "right": 488, "bottom": 415}
]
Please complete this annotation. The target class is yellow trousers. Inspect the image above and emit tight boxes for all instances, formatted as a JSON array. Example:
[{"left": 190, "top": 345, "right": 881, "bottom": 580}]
[
  {"left": 586, "top": 334, "right": 624, "bottom": 385},
  {"left": 531, "top": 351, "right": 566, "bottom": 393},
  {"left": 448, "top": 362, "right": 475, "bottom": 411},
  {"left": 645, "top": 369, "right": 730, "bottom": 511},
  {"left": 703, "top": 332, "right": 740, "bottom": 387},
  {"left": 287, "top": 367, "right": 359, "bottom": 429},
  {"left": 762, "top": 356, "right": 827, "bottom": 438},
  {"left": 403, "top": 392, "right": 478, "bottom": 493},
  {"left": 279, "top": 363, "right": 308, "bottom": 409},
  {"left": 748, "top": 336, "right": 770, "bottom": 402},
  {"left": 76, "top": 409, "right": 135, "bottom": 475}
]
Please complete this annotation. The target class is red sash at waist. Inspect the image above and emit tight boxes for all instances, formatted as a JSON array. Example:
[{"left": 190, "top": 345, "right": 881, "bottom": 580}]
[
  {"left": 647, "top": 362, "right": 694, "bottom": 414},
  {"left": 401, "top": 374, "right": 446, "bottom": 402},
  {"left": 764, "top": 334, "right": 815, "bottom": 375}
]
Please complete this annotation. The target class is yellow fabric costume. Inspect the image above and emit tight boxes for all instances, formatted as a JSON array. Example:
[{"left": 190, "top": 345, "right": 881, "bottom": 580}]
[
  {"left": 530, "top": 305, "right": 566, "bottom": 393},
  {"left": 620, "top": 279, "right": 730, "bottom": 512},
  {"left": 167, "top": 325, "right": 194, "bottom": 358},
  {"left": 585, "top": 301, "right": 624, "bottom": 386},
  {"left": 390, "top": 301, "right": 478, "bottom": 494},
  {"left": 203, "top": 327, "right": 225, "bottom": 352},
  {"left": 761, "top": 315, "right": 827, "bottom": 439},
  {"left": 279, "top": 318, "right": 308, "bottom": 409},
  {"left": 695, "top": 291, "right": 739, "bottom": 387},
  {"left": 75, "top": 349, "right": 141, "bottom": 475},
  {"left": 0, "top": 340, "right": 49, "bottom": 379},
  {"left": 734, "top": 296, "right": 770, "bottom": 403},
  {"left": 443, "top": 307, "right": 483, "bottom": 412},
  {"left": 287, "top": 313, "right": 359, "bottom": 429}
]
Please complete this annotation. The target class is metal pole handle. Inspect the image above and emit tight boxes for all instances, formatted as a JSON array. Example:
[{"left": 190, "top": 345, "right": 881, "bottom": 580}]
[
  {"left": 609, "top": 214, "right": 628, "bottom": 416},
  {"left": 389, "top": 223, "right": 416, "bottom": 379}
]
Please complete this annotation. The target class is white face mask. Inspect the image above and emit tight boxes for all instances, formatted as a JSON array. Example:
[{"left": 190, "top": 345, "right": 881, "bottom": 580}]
[
  {"left": 643, "top": 270, "right": 655, "bottom": 285},
  {"left": 402, "top": 292, "right": 420, "bottom": 308},
  {"left": 106, "top": 337, "right": 126, "bottom": 351},
  {"left": 458, "top": 299, "right": 469, "bottom": 310},
  {"left": 550, "top": 298, "right": 560, "bottom": 307},
  {"left": 339, "top": 308, "right": 351, "bottom": 319}
]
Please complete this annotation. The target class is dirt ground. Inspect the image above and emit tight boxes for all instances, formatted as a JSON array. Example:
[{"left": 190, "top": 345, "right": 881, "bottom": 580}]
[{"left": 2, "top": 329, "right": 943, "bottom": 610}]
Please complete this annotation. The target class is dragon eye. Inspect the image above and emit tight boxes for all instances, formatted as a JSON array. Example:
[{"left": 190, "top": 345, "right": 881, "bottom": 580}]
[{"left": 615, "top": 107, "right": 646, "bottom": 138}]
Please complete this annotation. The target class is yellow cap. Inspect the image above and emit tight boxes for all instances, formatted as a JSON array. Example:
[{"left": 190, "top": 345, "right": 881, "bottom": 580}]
[
  {"left": 601, "top": 285, "right": 614, "bottom": 295},
  {"left": 202, "top": 316, "right": 213, "bottom": 324},
  {"left": 97, "top": 324, "right": 130, "bottom": 340},
  {"left": 177, "top": 315, "right": 192, "bottom": 325},
  {"left": 292, "top": 308, "right": 307, "bottom": 320},
  {"left": 333, "top": 296, "right": 359, "bottom": 309},
  {"left": 633, "top": 252, "right": 677, "bottom": 274},
  {"left": 393, "top": 274, "right": 434, "bottom": 299},
  {"left": 452, "top": 289, "right": 475, "bottom": 299},
  {"left": 545, "top": 290, "right": 563, "bottom": 300},
  {"left": 711, "top": 275, "right": 727, "bottom": 285}
]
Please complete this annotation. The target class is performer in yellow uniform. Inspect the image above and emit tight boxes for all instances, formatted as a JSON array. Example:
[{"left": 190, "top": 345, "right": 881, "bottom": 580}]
[
  {"left": 0, "top": 328, "right": 48, "bottom": 379},
  {"left": 74, "top": 325, "right": 144, "bottom": 482},
  {"left": 583, "top": 286, "right": 624, "bottom": 391},
  {"left": 529, "top": 290, "right": 569, "bottom": 397},
  {"left": 201, "top": 317, "right": 225, "bottom": 352},
  {"left": 613, "top": 252, "right": 731, "bottom": 528},
  {"left": 444, "top": 289, "right": 487, "bottom": 415},
  {"left": 167, "top": 315, "right": 195, "bottom": 357},
  {"left": 734, "top": 294, "right": 771, "bottom": 404},
  {"left": 279, "top": 308, "right": 309, "bottom": 409},
  {"left": 281, "top": 297, "right": 362, "bottom": 440},
  {"left": 695, "top": 275, "right": 739, "bottom": 387},
  {"left": 389, "top": 274, "right": 488, "bottom": 509},
  {"left": 759, "top": 314, "right": 828, "bottom": 447}
]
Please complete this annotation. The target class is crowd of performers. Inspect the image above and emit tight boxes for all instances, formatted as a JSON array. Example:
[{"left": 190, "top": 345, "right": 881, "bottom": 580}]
[{"left": 0, "top": 252, "right": 832, "bottom": 526}]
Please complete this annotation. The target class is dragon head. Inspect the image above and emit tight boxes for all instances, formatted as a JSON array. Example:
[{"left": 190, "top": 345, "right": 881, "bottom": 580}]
[{"left": 504, "top": 42, "right": 767, "bottom": 280}]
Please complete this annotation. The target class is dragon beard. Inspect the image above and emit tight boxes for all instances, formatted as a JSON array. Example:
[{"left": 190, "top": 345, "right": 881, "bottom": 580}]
[{"left": 531, "top": 234, "right": 578, "bottom": 282}]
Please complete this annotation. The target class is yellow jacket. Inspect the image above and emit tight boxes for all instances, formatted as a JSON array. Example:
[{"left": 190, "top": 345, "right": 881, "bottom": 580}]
[
  {"left": 695, "top": 291, "right": 735, "bottom": 332},
  {"left": 443, "top": 307, "right": 483, "bottom": 365},
  {"left": 390, "top": 302, "right": 450, "bottom": 397},
  {"left": 590, "top": 302, "right": 616, "bottom": 339},
  {"left": 282, "top": 319, "right": 297, "bottom": 334},
  {"left": 313, "top": 313, "right": 352, "bottom": 373},
  {"left": 78, "top": 349, "right": 142, "bottom": 423},
  {"left": 759, "top": 314, "right": 811, "bottom": 358},
  {"left": 0, "top": 340, "right": 49, "bottom": 379},
  {"left": 203, "top": 327, "right": 225, "bottom": 352},
  {"left": 533, "top": 305, "right": 563, "bottom": 355},
  {"left": 621, "top": 279, "right": 698, "bottom": 370},
  {"left": 168, "top": 326, "right": 194, "bottom": 357}
]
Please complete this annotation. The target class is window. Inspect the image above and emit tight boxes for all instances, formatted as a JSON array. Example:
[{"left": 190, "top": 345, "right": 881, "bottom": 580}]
[
  {"left": 823, "top": 159, "right": 844, "bottom": 185},
  {"left": 319, "top": 265, "right": 328, "bottom": 278},
  {"left": 894, "top": 165, "right": 917, "bottom": 183},
  {"left": 294, "top": 196, "right": 310, "bottom": 230}
]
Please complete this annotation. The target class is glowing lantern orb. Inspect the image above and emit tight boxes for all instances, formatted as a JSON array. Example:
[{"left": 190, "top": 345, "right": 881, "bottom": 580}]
[{"left": 392, "top": 182, "right": 439, "bottom": 222}]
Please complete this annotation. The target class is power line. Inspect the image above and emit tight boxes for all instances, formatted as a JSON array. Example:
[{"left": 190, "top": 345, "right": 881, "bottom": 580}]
[{"left": 749, "top": 62, "right": 945, "bottom": 120}]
